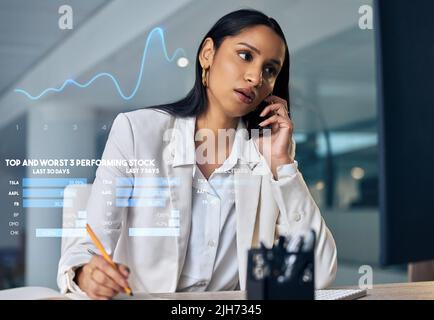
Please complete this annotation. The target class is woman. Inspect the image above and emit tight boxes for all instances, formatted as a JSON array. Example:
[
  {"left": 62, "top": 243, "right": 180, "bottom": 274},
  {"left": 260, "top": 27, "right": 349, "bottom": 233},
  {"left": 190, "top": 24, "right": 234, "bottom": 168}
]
[{"left": 58, "top": 9, "right": 337, "bottom": 300}]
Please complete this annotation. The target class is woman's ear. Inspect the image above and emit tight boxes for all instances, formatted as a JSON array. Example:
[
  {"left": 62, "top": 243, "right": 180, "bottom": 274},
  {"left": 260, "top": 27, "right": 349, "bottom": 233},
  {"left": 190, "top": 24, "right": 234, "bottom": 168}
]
[{"left": 199, "top": 37, "right": 215, "bottom": 69}]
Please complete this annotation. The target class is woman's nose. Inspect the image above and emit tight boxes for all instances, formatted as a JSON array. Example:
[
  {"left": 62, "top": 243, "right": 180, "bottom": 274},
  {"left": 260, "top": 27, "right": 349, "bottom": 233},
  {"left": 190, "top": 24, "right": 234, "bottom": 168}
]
[{"left": 245, "top": 70, "right": 263, "bottom": 87}]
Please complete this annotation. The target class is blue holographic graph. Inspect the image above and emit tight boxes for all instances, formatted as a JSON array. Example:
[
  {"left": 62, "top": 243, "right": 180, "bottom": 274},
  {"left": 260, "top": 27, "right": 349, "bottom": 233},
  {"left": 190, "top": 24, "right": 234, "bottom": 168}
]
[{"left": 14, "top": 27, "right": 187, "bottom": 100}]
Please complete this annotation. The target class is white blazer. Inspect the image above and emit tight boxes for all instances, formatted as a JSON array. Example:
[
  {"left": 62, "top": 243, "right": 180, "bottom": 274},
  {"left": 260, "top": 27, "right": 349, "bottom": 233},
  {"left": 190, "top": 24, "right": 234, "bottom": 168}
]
[{"left": 57, "top": 108, "right": 337, "bottom": 293}]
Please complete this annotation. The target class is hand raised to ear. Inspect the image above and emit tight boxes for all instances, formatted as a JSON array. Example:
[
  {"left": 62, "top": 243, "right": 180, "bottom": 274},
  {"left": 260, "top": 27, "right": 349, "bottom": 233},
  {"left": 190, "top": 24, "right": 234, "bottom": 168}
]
[{"left": 254, "top": 95, "right": 294, "bottom": 179}]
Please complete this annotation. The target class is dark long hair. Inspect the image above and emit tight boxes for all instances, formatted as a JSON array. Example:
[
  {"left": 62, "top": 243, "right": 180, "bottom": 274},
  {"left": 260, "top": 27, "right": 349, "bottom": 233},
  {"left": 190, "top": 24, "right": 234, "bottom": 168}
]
[{"left": 151, "top": 9, "right": 290, "bottom": 131}]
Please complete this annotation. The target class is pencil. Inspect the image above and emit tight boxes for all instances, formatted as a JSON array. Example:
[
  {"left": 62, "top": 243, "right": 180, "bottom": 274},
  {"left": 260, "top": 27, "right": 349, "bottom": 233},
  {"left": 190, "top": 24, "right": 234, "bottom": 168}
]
[{"left": 85, "top": 223, "right": 133, "bottom": 296}]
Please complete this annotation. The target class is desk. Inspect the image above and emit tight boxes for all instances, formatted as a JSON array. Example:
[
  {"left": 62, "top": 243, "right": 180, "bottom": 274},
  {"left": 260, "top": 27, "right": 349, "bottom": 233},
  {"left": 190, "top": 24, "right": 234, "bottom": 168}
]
[
  {"left": 355, "top": 281, "right": 434, "bottom": 300},
  {"left": 152, "top": 281, "right": 434, "bottom": 300}
]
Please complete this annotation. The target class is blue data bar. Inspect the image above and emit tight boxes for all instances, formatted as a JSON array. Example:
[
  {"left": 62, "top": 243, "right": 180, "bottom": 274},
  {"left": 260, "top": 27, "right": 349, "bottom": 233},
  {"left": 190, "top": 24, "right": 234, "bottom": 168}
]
[
  {"left": 116, "top": 188, "right": 170, "bottom": 197},
  {"left": 36, "top": 228, "right": 86, "bottom": 237},
  {"left": 22, "top": 188, "right": 76, "bottom": 198},
  {"left": 23, "top": 199, "right": 73, "bottom": 208},
  {"left": 116, "top": 177, "right": 180, "bottom": 187},
  {"left": 116, "top": 198, "right": 166, "bottom": 207},
  {"left": 22, "top": 178, "right": 87, "bottom": 187},
  {"left": 129, "top": 227, "right": 180, "bottom": 237}
]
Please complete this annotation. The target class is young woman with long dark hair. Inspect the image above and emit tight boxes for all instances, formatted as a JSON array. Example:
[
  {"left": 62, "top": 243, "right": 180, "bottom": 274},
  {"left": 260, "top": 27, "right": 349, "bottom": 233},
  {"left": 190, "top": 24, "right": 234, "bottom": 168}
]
[{"left": 58, "top": 9, "right": 337, "bottom": 300}]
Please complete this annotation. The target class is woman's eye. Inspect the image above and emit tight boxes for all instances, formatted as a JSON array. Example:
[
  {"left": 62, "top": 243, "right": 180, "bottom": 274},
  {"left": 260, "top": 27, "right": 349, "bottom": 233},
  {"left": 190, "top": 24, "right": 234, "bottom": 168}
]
[
  {"left": 238, "top": 52, "right": 252, "bottom": 61},
  {"left": 264, "top": 66, "right": 277, "bottom": 77},
  {"left": 238, "top": 51, "right": 278, "bottom": 77}
]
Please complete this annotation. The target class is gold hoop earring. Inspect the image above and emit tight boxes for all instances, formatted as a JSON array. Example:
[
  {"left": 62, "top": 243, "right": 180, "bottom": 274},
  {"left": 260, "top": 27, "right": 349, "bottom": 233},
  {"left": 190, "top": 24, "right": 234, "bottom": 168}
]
[{"left": 202, "top": 67, "right": 208, "bottom": 87}]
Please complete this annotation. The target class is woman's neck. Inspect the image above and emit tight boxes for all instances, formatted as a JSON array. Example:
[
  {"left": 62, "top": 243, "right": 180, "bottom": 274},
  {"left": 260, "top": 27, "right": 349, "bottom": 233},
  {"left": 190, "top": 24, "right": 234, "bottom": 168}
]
[
  {"left": 196, "top": 107, "right": 239, "bottom": 136},
  {"left": 195, "top": 106, "right": 239, "bottom": 167}
]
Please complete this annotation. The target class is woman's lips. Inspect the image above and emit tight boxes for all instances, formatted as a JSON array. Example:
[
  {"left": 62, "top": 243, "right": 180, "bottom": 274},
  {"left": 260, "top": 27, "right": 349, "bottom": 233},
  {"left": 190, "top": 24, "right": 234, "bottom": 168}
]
[{"left": 234, "top": 90, "right": 253, "bottom": 104}]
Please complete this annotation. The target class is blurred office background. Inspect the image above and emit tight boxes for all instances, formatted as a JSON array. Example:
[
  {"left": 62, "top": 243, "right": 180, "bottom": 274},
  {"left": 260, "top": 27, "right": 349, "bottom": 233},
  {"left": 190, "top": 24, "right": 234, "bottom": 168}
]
[{"left": 0, "top": 0, "right": 407, "bottom": 290}]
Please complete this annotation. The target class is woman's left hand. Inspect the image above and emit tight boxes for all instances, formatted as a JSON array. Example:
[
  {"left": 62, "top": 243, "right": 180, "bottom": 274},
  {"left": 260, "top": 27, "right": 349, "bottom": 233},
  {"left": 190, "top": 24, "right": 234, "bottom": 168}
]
[{"left": 254, "top": 95, "right": 294, "bottom": 178}]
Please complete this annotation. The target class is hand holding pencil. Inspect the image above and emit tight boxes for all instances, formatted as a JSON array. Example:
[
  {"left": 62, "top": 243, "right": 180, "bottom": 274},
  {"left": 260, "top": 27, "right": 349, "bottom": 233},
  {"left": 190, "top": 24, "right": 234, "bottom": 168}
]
[{"left": 74, "top": 224, "right": 133, "bottom": 300}]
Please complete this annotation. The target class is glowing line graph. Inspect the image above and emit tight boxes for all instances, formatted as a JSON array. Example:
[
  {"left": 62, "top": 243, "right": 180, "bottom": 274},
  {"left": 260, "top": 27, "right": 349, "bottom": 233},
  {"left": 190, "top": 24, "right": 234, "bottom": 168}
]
[{"left": 14, "top": 27, "right": 187, "bottom": 100}]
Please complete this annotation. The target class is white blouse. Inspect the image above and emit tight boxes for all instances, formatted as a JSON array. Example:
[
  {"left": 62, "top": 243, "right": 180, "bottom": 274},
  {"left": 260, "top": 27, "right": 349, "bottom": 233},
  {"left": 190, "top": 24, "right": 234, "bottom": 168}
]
[{"left": 176, "top": 118, "right": 297, "bottom": 291}]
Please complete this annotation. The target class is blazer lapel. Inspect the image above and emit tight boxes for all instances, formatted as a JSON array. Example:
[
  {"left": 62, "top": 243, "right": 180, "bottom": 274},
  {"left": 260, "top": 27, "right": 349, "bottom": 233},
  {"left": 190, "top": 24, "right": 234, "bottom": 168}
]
[
  {"left": 167, "top": 164, "right": 193, "bottom": 291},
  {"left": 234, "top": 161, "right": 262, "bottom": 290},
  {"left": 234, "top": 165, "right": 261, "bottom": 249},
  {"left": 163, "top": 116, "right": 195, "bottom": 291},
  {"left": 234, "top": 136, "right": 270, "bottom": 289}
]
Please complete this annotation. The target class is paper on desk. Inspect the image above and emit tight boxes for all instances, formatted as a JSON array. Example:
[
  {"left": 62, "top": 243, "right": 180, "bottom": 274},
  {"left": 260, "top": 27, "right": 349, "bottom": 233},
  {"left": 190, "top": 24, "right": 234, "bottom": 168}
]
[
  {"left": 0, "top": 287, "right": 67, "bottom": 300},
  {"left": 115, "top": 292, "right": 169, "bottom": 300},
  {"left": 65, "top": 291, "right": 169, "bottom": 300},
  {"left": 0, "top": 286, "right": 169, "bottom": 300}
]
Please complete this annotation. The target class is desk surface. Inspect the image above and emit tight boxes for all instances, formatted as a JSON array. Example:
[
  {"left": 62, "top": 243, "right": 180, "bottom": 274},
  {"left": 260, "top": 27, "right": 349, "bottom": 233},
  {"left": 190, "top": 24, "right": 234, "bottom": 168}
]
[
  {"left": 354, "top": 280, "right": 434, "bottom": 300},
  {"left": 153, "top": 281, "right": 434, "bottom": 300}
]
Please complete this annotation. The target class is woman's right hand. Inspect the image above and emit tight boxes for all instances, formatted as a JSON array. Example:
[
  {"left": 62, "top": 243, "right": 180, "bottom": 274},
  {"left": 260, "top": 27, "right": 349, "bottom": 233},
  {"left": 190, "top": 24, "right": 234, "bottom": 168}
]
[{"left": 75, "top": 255, "right": 131, "bottom": 300}]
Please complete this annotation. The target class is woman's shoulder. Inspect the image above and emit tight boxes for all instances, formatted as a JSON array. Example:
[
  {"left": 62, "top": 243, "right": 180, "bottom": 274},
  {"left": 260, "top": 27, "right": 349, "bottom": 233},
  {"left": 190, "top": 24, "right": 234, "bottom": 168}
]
[
  {"left": 107, "top": 107, "right": 177, "bottom": 154},
  {"left": 123, "top": 107, "right": 173, "bottom": 123},
  {"left": 107, "top": 107, "right": 176, "bottom": 145},
  {"left": 115, "top": 107, "right": 175, "bottom": 132}
]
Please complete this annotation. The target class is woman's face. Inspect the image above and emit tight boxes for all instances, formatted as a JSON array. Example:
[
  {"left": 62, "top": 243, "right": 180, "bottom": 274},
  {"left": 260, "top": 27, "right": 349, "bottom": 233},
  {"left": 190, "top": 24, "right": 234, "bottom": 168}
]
[{"left": 200, "top": 25, "right": 286, "bottom": 118}]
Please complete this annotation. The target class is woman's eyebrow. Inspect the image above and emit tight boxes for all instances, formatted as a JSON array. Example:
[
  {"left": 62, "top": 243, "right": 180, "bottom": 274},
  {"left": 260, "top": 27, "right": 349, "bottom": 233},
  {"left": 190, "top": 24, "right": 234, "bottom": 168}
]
[{"left": 236, "top": 42, "right": 282, "bottom": 67}]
